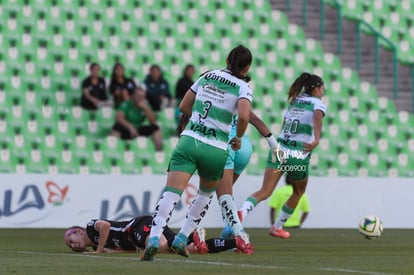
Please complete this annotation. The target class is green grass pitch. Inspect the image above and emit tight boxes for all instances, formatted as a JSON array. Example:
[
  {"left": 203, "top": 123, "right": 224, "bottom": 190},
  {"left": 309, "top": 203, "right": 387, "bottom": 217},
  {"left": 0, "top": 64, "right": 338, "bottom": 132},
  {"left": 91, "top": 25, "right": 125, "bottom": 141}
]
[{"left": 0, "top": 228, "right": 413, "bottom": 274}]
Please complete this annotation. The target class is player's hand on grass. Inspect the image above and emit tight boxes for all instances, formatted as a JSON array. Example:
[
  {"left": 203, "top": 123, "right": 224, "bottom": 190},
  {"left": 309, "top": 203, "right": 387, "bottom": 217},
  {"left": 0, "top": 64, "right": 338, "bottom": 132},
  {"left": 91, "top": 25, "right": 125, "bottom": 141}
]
[
  {"left": 83, "top": 250, "right": 103, "bottom": 254},
  {"left": 229, "top": 136, "right": 241, "bottom": 150},
  {"left": 303, "top": 140, "right": 319, "bottom": 152}
]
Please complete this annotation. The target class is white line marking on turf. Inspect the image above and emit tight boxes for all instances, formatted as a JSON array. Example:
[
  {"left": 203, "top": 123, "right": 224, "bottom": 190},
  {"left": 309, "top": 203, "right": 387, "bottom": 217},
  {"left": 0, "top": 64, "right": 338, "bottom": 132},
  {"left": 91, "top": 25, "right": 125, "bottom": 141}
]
[
  {"left": 158, "top": 258, "right": 291, "bottom": 270},
  {"left": 0, "top": 251, "right": 397, "bottom": 275},
  {"left": 318, "top": 268, "right": 395, "bottom": 275}
]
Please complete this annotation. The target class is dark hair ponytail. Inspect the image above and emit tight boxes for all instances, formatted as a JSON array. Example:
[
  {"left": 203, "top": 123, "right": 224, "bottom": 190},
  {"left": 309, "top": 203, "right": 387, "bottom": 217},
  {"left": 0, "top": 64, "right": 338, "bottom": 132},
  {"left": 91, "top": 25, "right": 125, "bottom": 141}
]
[
  {"left": 288, "top": 72, "right": 323, "bottom": 103},
  {"left": 226, "top": 45, "right": 252, "bottom": 82}
]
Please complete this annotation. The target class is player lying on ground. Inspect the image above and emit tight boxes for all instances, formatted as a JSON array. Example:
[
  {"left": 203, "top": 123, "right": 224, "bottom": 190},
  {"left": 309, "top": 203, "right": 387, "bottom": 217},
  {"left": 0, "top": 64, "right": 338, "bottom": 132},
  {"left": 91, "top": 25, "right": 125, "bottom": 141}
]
[{"left": 64, "top": 215, "right": 238, "bottom": 254}]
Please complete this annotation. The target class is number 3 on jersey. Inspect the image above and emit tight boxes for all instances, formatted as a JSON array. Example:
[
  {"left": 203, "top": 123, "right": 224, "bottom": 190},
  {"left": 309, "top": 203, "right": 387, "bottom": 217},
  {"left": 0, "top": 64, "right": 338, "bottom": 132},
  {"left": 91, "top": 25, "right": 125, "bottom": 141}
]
[{"left": 199, "top": 100, "right": 212, "bottom": 124}]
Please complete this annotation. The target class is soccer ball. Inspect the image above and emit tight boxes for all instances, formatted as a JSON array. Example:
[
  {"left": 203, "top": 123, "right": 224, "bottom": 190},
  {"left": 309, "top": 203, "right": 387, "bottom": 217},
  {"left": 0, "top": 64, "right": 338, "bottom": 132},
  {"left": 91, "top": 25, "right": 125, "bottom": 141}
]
[{"left": 358, "top": 215, "right": 383, "bottom": 239}]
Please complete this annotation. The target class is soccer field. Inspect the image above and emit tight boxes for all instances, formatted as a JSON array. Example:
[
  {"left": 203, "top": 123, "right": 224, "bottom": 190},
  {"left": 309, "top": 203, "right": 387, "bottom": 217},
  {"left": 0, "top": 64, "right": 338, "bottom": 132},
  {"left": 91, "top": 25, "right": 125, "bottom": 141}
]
[{"left": 0, "top": 228, "right": 413, "bottom": 275}]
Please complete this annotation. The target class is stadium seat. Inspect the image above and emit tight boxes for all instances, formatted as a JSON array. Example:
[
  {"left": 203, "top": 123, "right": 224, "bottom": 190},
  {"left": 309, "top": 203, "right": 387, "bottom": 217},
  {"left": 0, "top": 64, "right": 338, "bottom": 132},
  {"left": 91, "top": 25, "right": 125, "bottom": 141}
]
[{"left": 0, "top": 0, "right": 412, "bottom": 177}]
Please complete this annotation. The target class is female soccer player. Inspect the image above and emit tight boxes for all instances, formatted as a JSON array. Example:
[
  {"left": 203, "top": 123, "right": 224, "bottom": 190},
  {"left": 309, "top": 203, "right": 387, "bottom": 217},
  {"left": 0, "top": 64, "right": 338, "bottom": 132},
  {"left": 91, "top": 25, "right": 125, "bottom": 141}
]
[
  {"left": 142, "top": 45, "right": 253, "bottom": 261},
  {"left": 238, "top": 72, "right": 326, "bottom": 238},
  {"left": 215, "top": 112, "right": 278, "bottom": 254},
  {"left": 64, "top": 216, "right": 237, "bottom": 254}
]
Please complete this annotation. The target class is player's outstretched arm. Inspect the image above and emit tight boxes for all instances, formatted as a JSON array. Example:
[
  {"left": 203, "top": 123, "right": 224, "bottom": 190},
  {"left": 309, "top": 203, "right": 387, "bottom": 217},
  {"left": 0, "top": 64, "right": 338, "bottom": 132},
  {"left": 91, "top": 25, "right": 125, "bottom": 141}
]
[
  {"left": 94, "top": 220, "right": 111, "bottom": 253},
  {"left": 249, "top": 110, "right": 280, "bottom": 162},
  {"left": 249, "top": 110, "right": 272, "bottom": 137}
]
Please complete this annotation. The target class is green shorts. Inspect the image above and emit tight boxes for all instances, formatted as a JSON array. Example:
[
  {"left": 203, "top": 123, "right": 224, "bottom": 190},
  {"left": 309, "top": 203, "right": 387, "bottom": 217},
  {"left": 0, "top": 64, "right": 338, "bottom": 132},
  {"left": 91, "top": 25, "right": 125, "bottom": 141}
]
[
  {"left": 266, "top": 151, "right": 310, "bottom": 180},
  {"left": 168, "top": 135, "right": 229, "bottom": 181}
]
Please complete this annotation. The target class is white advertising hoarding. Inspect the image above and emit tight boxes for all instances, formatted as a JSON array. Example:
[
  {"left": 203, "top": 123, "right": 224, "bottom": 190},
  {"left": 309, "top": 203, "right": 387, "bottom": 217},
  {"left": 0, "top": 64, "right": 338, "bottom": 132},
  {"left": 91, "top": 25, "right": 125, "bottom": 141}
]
[{"left": 0, "top": 174, "right": 413, "bottom": 228}]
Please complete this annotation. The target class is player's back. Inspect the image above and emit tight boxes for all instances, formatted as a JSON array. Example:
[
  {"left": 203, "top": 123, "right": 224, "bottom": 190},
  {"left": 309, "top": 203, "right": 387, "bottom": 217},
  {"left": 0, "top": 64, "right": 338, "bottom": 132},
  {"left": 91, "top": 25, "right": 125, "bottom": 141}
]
[
  {"left": 182, "top": 69, "right": 252, "bottom": 150},
  {"left": 278, "top": 94, "right": 326, "bottom": 153}
]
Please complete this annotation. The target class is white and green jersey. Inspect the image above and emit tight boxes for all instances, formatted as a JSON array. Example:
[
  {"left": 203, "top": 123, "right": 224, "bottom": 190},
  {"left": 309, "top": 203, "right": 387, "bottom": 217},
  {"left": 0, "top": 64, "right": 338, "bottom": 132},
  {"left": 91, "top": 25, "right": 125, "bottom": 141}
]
[
  {"left": 278, "top": 94, "right": 326, "bottom": 158},
  {"left": 181, "top": 69, "right": 253, "bottom": 150}
]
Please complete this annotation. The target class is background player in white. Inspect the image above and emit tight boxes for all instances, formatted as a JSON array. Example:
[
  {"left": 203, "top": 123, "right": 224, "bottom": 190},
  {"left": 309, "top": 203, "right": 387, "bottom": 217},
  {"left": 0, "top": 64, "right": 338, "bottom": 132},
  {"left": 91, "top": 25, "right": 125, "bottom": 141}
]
[
  {"left": 238, "top": 72, "right": 326, "bottom": 238},
  {"left": 142, "top": 45, "right": 253, "bottom": 261}
]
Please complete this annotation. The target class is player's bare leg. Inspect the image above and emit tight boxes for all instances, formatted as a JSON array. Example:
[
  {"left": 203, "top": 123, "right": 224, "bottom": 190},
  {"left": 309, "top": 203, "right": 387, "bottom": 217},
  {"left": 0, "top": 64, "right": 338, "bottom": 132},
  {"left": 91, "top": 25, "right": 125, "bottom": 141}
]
[
  {"left": 269, "top": 177, "right": 308, "bottom": 239},
  {"left": 239, "top": 168, "right": 283, "bottom": 220}
]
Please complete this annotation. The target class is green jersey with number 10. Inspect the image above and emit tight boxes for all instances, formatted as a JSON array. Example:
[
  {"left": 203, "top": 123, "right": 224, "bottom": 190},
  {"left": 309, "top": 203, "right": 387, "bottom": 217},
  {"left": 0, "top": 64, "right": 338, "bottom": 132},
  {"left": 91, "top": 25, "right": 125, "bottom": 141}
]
[
  {"left": 278, "top": 94, "right": 327, "bottom": 158},
  {"left": 181, "top": 69, "right": 253, "bottom": 150}
]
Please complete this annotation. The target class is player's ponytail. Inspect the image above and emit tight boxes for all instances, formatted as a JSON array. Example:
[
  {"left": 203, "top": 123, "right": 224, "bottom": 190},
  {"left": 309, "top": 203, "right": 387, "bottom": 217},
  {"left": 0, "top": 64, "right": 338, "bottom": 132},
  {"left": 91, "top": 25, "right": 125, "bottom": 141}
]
[
  {"left": 288, "top": 72, "right": 310, "bottom": 103},
  {"left": 288, "top": 72, "right": 324, "bottom": 103},
  {"left": 226, "top": 45, "right": 252, "bottom": 82}
]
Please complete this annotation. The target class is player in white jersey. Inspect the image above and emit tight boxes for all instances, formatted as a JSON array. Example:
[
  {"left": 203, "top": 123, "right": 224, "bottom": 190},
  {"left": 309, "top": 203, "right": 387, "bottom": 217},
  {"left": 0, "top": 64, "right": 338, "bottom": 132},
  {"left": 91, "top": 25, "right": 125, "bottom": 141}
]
[
  {"left": 142, "top": 45, "right": 253, "bottom": 261},
  {"left": 239, "top": 72, "right": 326, "bottom": 238}
]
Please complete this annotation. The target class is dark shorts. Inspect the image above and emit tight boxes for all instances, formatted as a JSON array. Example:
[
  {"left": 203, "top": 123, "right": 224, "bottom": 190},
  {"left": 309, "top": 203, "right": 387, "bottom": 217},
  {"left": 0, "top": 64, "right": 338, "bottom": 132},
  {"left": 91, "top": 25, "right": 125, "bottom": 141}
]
[
  {"left": 112, "top": 123, "right": 159, "bottom": 140},
  {"left": 80, "top": 97, "right": 98, "bottom": 110},
  {"left": 128, "top": 216, "right": 177, "bottom": 250}
]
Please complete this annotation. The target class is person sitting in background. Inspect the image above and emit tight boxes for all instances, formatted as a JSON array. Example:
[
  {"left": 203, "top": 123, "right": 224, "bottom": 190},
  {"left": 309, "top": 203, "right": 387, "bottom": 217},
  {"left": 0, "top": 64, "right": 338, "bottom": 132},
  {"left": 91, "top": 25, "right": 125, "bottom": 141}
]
[
  {"left": 110, "top": 87, "right": 163, "bottom": 151},
  {"left": 109, "top": 63, "right": 137, "bottom": 109},
  {"left": 142, "top": 64, "right": 171, "bottom": 112},
  {"left": 269, "top": 176, "right": 310, "bottom": 228},
  {"left": 80, "top": 63, "right": 110, "bottom": 110},
  {"left": 174, "top": 64, "right": 195, "bottom": 124}
]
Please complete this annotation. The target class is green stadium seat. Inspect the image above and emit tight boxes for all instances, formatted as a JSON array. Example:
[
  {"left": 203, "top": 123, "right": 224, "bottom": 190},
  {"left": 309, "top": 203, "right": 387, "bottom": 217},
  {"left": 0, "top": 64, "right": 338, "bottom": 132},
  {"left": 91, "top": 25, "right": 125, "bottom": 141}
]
[
  {"left": 27, "top": 146, "right": 48, "bottom": 174},
  {"left": 245, "top": 152, "right": 265, "bottom": 175},
  {"left": 88, "top": 150, "right": 111, "bottom": 174},
  {"left": 336, "top": 153, "right": 358, "bottom": 176},
  {"left": 0, "top": 143, "right": 16, "bottom": 173},
  {"left": 118, "top": 149, "right": 142, "bottom": 174},
  {"left": 101, "top": 136, "right": 124, "bottom": 159},
  {"left": 1, "top": 0, "right": 413, "bottom": 176},
  {"left": 57, "top": 151, "right": 80, "bottom": 174}
]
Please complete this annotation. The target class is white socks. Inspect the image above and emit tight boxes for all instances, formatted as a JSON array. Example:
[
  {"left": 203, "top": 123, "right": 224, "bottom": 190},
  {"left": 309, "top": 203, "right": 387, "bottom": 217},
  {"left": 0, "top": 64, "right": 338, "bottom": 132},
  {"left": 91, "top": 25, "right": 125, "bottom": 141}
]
[
  {"left": 274, "top": 204, "right": 294, "bottom": 229},
  {"left": 219, "top": 194, "right": 244, "bottom": 236},
  {"left": 179, "top": 190, "right": 214, "bottom": 237},
  {"left": 239, "top": 196, "right": 258, "bottom": 220},
  {"left": 149, "top": 189, "right": 181, "bottom": 239}
]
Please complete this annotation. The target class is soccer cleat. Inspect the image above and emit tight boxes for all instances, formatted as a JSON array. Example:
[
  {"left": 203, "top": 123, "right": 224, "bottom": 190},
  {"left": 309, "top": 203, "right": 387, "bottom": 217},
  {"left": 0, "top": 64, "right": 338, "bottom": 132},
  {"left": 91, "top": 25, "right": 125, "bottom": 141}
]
[
  {"left": 268, "top": 226, "right": 290, "bottom": 239},
  {"left": 220, "top": 225, "right": 234, "bottom": 239},
  {"left": 171, "top": 233, "right": 190, "bottom": 257},
  {"left": 193, "top": 227, "right": 208, "bottom": 254},
  {"left": 235, "top": 232, "right": 254, "bottom": 254},
  {"left": 140, "top": 236, "right": 159, "bottom": 261}
]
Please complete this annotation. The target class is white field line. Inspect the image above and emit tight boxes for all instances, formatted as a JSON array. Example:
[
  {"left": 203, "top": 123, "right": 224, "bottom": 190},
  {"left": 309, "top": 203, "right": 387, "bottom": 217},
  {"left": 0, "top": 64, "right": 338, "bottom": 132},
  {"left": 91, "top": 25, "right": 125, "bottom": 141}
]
[{"left": 0, "top": 251, "right": 397, "bottom": 275}]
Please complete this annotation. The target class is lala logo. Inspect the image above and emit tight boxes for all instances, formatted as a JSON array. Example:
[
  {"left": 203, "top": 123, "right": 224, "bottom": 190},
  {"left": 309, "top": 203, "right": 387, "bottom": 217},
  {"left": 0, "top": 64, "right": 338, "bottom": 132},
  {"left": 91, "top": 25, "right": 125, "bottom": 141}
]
[
  {"left": 46, "top": 181, "right": 69, "bottom": 206},
  {"left": 0, "top": 181, "right": 69, "bottom": 219}
]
